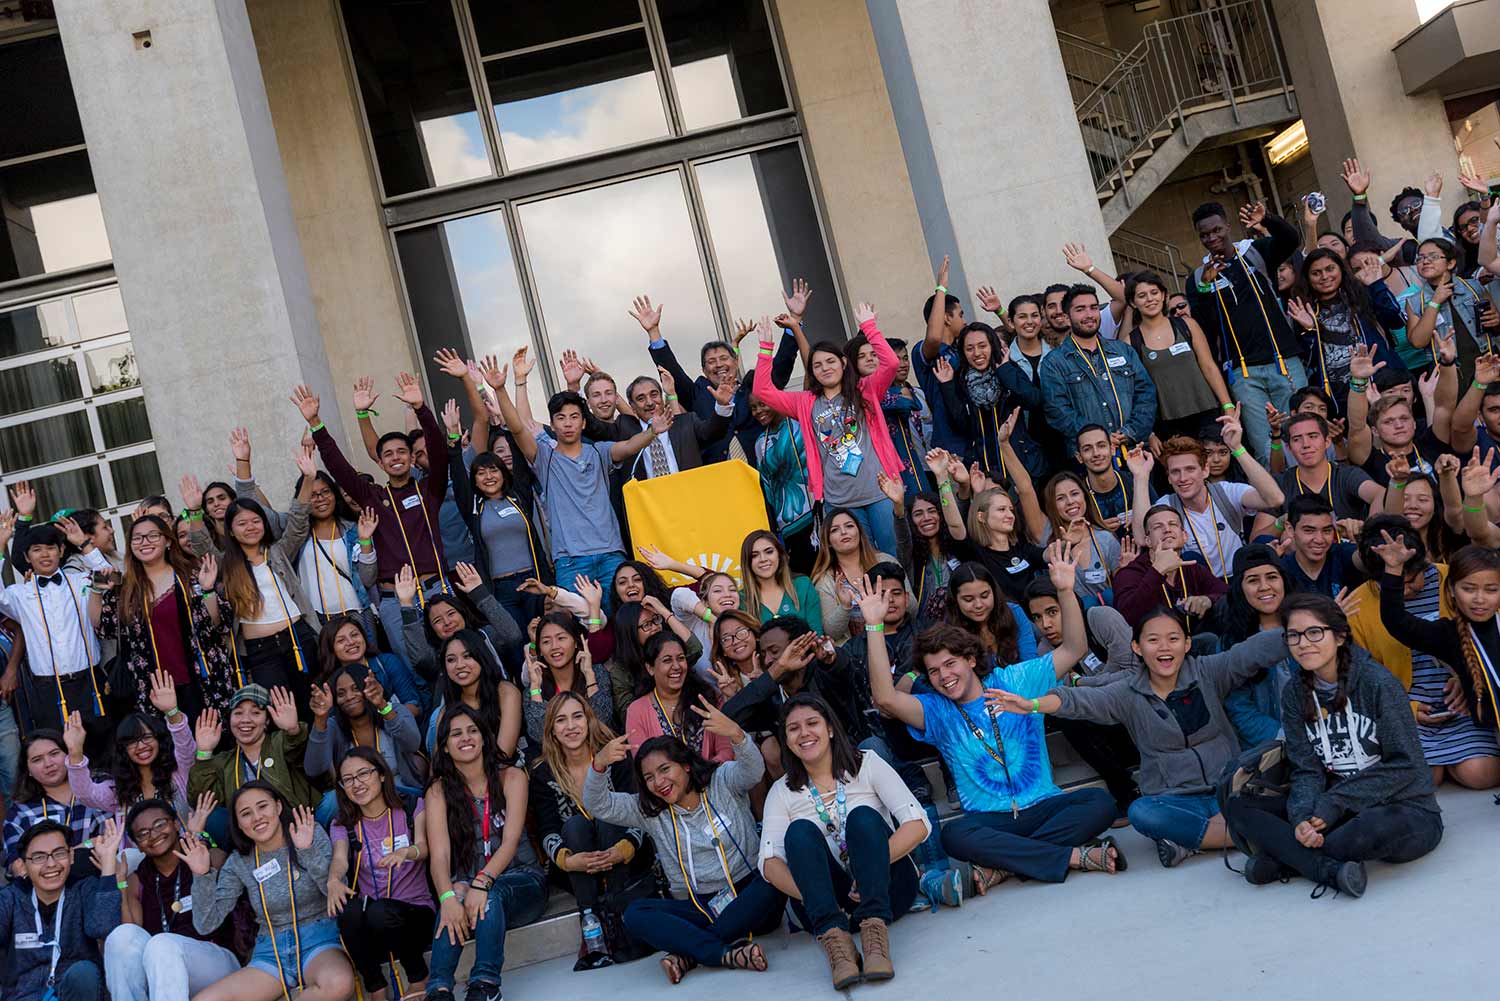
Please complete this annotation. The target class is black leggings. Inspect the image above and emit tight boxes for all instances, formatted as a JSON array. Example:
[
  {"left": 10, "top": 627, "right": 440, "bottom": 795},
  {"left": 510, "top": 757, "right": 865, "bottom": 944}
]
[
  {"left": 1224, "top": 794, "right": 1443, "bottom": 884},
  {"left": 336, "top": 896, "right": 437, "bottom": 993},
  {"left": 1052, "top": 716, "right": 1140, "bottom": 814}
]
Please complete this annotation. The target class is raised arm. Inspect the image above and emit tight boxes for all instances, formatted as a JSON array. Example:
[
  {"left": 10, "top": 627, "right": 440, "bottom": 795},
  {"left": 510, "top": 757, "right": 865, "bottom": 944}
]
[
  {"left": 996, "top": 416, "right": 1047, "bottom": 540},
  {"left": 1459, "top": 450, "right": 1500, "bottom": 547},
  {"left": 921, "top": 255, "right": 951, "bottom": 362},
  {"left": 1063, "top": 243, "right": 1126, "bottom": 321},
  {"left": 751, "top": 315, "right": 807, "bottom": 417},
  {"left": 1041, "top": 544, "right": 1087, "bottom": 678},
  {"left": 480, "top": 356, "right": 536, "bottom": 464},
  {"left": 926, "top": 449, "right": 968, "bottom": 540},
  {"left": 582, "top": 736, "right": 649, "bottom": 828},
  {"left": 854, "top": 575, "right": 924, "bottom": 729},
  {"left": 608, "top": 413, "right": 670, "bottom": 464},
  {"left": 1220, "top": 404, "right": 1283, "bottom": 510},
  {"left": 1125, "top": 445, "right": 1155, "bottom": 546},
  {"left": 1451, "top": 352, "right": 1500, "bottom": 454},
  {"left": 294, "top": 385, "right": 378, "bottom": 508}
]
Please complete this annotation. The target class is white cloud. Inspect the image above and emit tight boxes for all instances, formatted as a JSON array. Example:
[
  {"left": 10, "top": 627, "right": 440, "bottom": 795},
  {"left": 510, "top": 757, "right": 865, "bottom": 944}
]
[
  {"left": 498, "top": 71, "right": 669, "bottom": 170},
  {"left": 418, "top": 114, "right": 490, "bottom": 187}
]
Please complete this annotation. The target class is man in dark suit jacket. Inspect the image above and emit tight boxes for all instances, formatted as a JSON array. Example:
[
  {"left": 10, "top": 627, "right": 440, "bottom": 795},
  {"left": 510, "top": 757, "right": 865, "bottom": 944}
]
[{"left": 616, "top": 375, "right": 735, "bottom": 480}]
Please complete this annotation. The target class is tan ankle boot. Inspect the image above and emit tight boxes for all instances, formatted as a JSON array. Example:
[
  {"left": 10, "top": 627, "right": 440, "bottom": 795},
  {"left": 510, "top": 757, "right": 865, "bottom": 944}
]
[
  {"left": 859, "top": 918, "right": 893, "bottom": 981},
  {"left": 817, "top": 927, "right": 862, "bottom": 989}
]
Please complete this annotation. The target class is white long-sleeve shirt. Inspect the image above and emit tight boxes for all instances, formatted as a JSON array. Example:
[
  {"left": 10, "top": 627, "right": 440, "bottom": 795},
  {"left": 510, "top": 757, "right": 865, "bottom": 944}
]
[{"left": 0, "top": 548, "right": 111, "bottom": 676}]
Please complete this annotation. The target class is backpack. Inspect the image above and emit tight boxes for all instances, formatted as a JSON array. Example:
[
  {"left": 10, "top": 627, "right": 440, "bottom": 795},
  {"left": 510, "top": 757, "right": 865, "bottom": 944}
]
[{"left": 1215, "top": 738, "right": 1290, "bottom": 858}]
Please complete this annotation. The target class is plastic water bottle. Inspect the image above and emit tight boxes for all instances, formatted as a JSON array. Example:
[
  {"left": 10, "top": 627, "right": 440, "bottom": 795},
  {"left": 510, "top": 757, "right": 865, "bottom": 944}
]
[{"left": 581, "top": 908, "right": 605, "bottom": 955}]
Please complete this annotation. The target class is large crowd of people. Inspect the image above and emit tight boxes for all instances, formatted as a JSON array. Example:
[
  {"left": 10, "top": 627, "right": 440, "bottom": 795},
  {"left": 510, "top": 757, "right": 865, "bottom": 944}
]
[{"left": 1, "top": 159, "right": 1499, "bottom": 1000}]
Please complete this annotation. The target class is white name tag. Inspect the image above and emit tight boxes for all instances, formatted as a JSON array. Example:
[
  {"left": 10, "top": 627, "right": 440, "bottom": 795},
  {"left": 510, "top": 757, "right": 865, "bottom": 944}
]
[
  {"left": 1083, "top": 569, "right": 1108, "bottom": 585},
  {"left": 1168, "top": 341, "right": 1193, "bottom": 356},
  {"left": 1004, "top": 559, "right": 1031, "bottom": 574},
  {"left": 1082, "top": 652, "right": 1104, "bottom": 673},
  {"left": 496, "top": 506, "right": 520, "bottom": 519},
  {"left": 1106, "top": 355, "right": 1127, "bottom": 368},
  {"left": 401, "top": 493, "right": 422, "bottom": 510},
  {"left": 252, "top": 858, "right": 283, "bottom": 883},
  {"left": 392, "top": 834, "right": 411, "bottom": 851},
  {"left": 175, "top": 894, "right": 194, "bottom": 913},
  {"left": 13, "top": 932, "right": 42, "bottom": 949}
]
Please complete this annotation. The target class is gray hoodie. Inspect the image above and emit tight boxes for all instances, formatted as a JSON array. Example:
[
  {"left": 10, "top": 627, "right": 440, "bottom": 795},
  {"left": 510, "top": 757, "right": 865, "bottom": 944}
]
[
  {"left": 1049, "top": 629, "right": 1288, "bottom": 796},
  {"left": 583, "top": 735, "right": 763, "bottom": 900},
  {"left": 1280, "top": 648, "right": 1440, "bottom": 828}
]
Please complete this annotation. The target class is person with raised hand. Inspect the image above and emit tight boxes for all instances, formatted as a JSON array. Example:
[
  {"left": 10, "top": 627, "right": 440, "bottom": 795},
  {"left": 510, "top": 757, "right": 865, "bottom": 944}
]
[
  {"left": 64, "top": 667, "right": 198, "bottom": 819},
  {"left": 991, "top": 599, "right": 1290, "bottom": 869},
  {"left": 325, "top": 748, "right": 434, "bottom": 1001},
  {"left": 1112, "top": 501, "right": 1227, "bottom": 630},
  {"left": 396, "top": 558, "right": 522, "bottom": 692},
  {"left": 423, "top": 628, "right": 523, "bottom": 762},
  {"left": 862, "top": 560, "right": 1119, "bottom": 897},
  {"left": 287, "top": 440, "right": 381, "bottom": 638},
  {"left": 103, "top": 796, "right": 240, "bottom": 1001},
  {"left": 315, "top": 611, "right": 425, "bottom": 721},
  {"left": 584, "top": 696, "right": 781, "bottom": 984},
  {"left": 0, "top": 815, "right": 123, "bottom": 1001},
  {"left": 184, "top": 783, "right": 353, "bottom": 1001},
  {"left": 2, "top": 730, "right": 106, "bottom": 877},
  {"left": 297, "top": 367, "right": 459, "bottom": 668},
  {"left": 751, "top": 306, "right": 908, "bottom": 558},
  {"left": 625, "top": 631, "right": 731, "bottom": 764}
]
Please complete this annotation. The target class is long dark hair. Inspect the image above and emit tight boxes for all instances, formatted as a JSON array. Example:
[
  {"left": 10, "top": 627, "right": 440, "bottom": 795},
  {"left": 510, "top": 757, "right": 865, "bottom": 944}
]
[
  {"left": 633, "top": 734, "right": 718, "bottom": 818},
  {"left": 333, "top": 746, "right": 402, "bottom": 834},
  {"left": 317, "top": 613, "right": 370, "bottom": 676},
  {"left": 1281, "top": 593, "right": 1354, "bottom": 723},
  {"left": 643, "top": 632, "right": 716, "bottom": 738},
  {"left": 437, "top": 629, "right": 509, "bottom": 757},
  {"left": 294, "top": 470, "right": 357, "bottom": 526},
  {"left": 1214, "top": 549, "right": 1288, "bottom": 645},
  {"left": 1402, "top": 474, "right": 1461, "bottom": 563},
  {"left": 322, "top": 661, "right": 378, "bottom": 745},
  {"left": 1296, "top": 248, "right": 1380, "bottom": 333},
  {"left": 118, "top": 514, "right": 197, "bottom": 627},
  {"left": 611, "top": 560, "right": 673, "bottom": 607},
  {"left": 609, "top": 601, "right": 655, "bottom": 698},
  {"left": 226, "top": 780, "right": 301, "bottom": 867},
  {"left": 421, "top": 590, "right": 484, "bottom": 652},
  {"left": 431, "top": 703, "right": 510, "bottom": 875},
  {"left": 1445, "top": 545, "right": 1500, "bottom": 725},
  {"left": 532, "top": 612, "right": 590, "bottom": 700},
  {"left": 13, "top": 730, "right": 66, "bottom": 804},
  {"left": 943, "top": 562, "right": 1019, "bottom": 663},
  {"left": 1453, "top": 200, "right": 1484, "bottom": 273},
  {"left": 110, "top": 713, "right": 178, "bottom": 809},
  {"left": 219, "top": 498, "right": 278, "bottom": 619},
  {"left": 954, "top": 321, "right": 1007, "bottom": 386},
  {"left": 809, "top": 338, "right": 868, "bottom": 424},
  {"left": 908, "top": 490, "right": 958, "bottom": 556},
  {"left": 777, "top": 693, "right": 863, "bottom": 793},
  {"left": 468, "top": 451, "right": 512, "bottom": 501}
]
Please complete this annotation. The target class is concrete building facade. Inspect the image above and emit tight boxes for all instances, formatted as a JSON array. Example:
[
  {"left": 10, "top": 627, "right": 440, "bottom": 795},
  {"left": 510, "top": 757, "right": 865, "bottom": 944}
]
[{"left": 1, "top": 0, "right": 1495, "bottom": 524}]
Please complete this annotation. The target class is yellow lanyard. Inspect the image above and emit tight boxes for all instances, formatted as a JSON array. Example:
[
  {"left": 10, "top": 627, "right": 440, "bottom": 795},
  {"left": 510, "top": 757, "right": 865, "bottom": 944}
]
[
  {"left": 143, "top": 576, "right": 210, "bottom": 683},
  {"left": 32, "top": 574, "right": 104, "bottom": 717},
  {"left": 257, "top": 558, "right": 309, "bottom": 675},
  {"left": 1071, "top": 339, "right": 1128, "bottom": 450},
  {"left": 344, "top": 813, "right": 406, "bottom": 996},
  {"left": 1311, "top": 304, "right": 1331, "bottom": 395},
  {"left": 1180, "top": 497, "right": 1230, "bottom": 582},
  {"left": 384, "top": 485, "right": 449, "bottom": 609},
  {"left": 1160, "top": 565, "right": 1192, "bottom": 626},
  {"left": 1212, "top": 250, "right": 1288, "bottom": 377},
  {"left": 478, "top": 496, "right": 541, "bottom": 579},
  {"left": 1086, "top": 471, "right": 1129, "bottom": 523},
  {"left": 1294, "top": 462, "right": 1335, "bottom": 509},
  {"left": 254, "top": 845, "right": 303, "bottom": 1000},
  {"left": 668, "top": 798, "right": 739, "bottom": 922},
  {"left": 310, "top": 528, "right": 347, "bottom": 617},
  {"left": 233, "top": 748, "right": 263, "bottom": 792},
  {"left": 652, "top": 691, "right": 680, "bottom": 739}
]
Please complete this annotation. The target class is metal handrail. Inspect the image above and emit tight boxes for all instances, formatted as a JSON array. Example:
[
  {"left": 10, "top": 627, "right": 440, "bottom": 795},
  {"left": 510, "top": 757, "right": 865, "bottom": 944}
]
[
  {"left": 1076, "top": 0, "right": 1293, "bottom": 206},
  {"left": 1111, "top": 228, "right": 1189, "bottom": 290}
]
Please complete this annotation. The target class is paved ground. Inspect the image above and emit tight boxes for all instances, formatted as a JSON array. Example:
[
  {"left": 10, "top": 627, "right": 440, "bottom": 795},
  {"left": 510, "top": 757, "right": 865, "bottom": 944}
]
[{"left": 500, "top": 786, "right": 1496, "bottom": 1001}]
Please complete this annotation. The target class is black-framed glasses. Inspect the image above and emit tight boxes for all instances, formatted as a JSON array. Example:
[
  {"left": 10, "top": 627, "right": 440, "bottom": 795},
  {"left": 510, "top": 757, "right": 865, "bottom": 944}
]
[
  {"left": 719, "top": 626, "right": 754, "bottom": 644},
  {"left": 130, "top": 816, "right": 177, "bottom": 842},
  {"left": 1285, "top": 626, "right": 1330, "bottom": 646},
  {"left": 121, "top": 733, "right": 157, "bottom": 749},
  {"left": 24, "top": 847, "right": 70, "bottom": 866},
  {"left": 339, "top": 766, "right": 381, "bottom": 788},
  {"left": 131, "top": 531, "right": 166, "bottom": 545}
]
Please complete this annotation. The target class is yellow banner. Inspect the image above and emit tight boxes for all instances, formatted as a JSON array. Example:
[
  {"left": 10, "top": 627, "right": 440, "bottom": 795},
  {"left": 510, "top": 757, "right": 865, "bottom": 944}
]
[{"left": 623, "top": 460, "right": 768, "bottom": 587}]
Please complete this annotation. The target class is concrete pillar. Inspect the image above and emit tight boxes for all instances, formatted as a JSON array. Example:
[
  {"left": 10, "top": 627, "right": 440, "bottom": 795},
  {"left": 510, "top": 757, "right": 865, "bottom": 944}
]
[
  {"left": 1275, "top": 0, "right": 1461, "bottom": 230},
  {"left": 54, "top": 0, "right": 344, "bottom": 497},
  {"left": 864, "top": 0, "right": 1115, "bottom": 312}
]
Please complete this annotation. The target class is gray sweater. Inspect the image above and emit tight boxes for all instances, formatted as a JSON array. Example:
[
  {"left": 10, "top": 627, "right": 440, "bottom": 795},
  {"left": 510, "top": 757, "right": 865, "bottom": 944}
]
[
  {"left": 1281, "top": 648, "right": 1440, "bottom": 827},
  {"left": 193, "top": 824, "right": 333, "bottom": 940},
  {"left": 1050, "top": 629, "right": 1288, "bottom": 796},
  {"left": 400, "top": 589, "right": 522, "bottom": 685},
  {"left": 304, "top": 700, "right": 424, "bottom": 788},
  {"left": 583, "top": 734, "right": 763, "bottom": 899}
]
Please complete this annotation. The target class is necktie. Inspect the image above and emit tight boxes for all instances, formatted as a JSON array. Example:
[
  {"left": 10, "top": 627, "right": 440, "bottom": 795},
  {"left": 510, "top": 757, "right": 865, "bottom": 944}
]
[{"left": 647, "top": 430, "right": 671, "bottom": 478}]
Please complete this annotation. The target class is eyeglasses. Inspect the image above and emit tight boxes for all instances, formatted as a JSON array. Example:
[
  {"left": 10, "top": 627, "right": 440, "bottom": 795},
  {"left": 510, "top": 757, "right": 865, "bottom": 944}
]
[
  {"left": 122, "top": 733, "right": 157, "bottom": 749},
  {"left": 339, "top": 766, "right": 381, "bottom": 788},
  {"left": 131, "top": 532, "right": 166, "bottom": 545},
  {"left": 24, "top": 847, "right": 70, "bottom": 867},
  {"left": 720, "top": 626, "right": 754, "bottom": 644},
  {"left": 130, "top": 817, "right": 176, "bottom": 842},
  {"left": 1414, "top": 253, "right": 1448, "bottom": 264},
  {"left": 1285, "top": 626, "right": 1330, "bottom": 646}
]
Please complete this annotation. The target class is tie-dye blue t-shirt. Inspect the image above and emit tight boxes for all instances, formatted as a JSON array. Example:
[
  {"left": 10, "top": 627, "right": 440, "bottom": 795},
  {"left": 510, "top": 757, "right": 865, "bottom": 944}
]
[{"left": 910, "top": 653, "right": 1062, "bottom": 814}]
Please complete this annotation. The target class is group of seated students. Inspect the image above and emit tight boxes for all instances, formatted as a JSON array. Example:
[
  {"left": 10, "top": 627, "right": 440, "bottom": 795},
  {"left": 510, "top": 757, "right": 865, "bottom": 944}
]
[{"left": 2, "top": 152, "right": 1500, "bottom": 999}]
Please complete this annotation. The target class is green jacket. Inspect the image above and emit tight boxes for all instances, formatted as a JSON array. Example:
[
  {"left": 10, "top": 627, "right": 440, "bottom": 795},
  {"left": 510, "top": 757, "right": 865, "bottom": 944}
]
[{"left": 187, "top": 724, "right": 319, "bottom": 811}]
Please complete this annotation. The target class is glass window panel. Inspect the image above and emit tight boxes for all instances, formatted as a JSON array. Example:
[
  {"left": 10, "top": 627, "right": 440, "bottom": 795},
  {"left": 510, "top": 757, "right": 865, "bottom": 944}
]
[
  {"left": 110, "top": 452, "right": 164, "bottom": 506},
  {"left": 468, "top": 0, "right": 642, "bottom": 57},
  {"left": 0, "top": 300, "right": 72, "bottom": 360},
  {"left": 27, "top": 466, "right": 106, "bottom": 521},
  {"left": 488, "top": 30, "right": 668, "bottom": 170},
  {"left": 658, "top": 0, "right": 787, "bottom": 130},
  {"left": 695, "top": 145, "right": 843, "bottom": 341},
  {"left": 98, "top": 398, "right": 152, "bottom": 449},
  {"left": 340, "top": 0, "right": 491, "bottom": 196},
  {"left": 393, "top": 209, "right": 546, "bottom": 418},
  {"left": 0, "top": 357, "right": 83, "bottom": 417},
  {"left": 517, "top": 171, "right": 716, "bottom": 402},
  {"left": 0, "top": 411, "right": 94, "bottom": 472},
  {"left": 0, "top": 152, "right": 111, "bottom": 283},
  {"left": 84, "top": 343, "right": 140, "bottom": 395},
  {"left": 73, "top": 287, "right": 129, "bottom": 340},
  {"left": 0, "top": 35, "right": 85, "bottom": 162}
]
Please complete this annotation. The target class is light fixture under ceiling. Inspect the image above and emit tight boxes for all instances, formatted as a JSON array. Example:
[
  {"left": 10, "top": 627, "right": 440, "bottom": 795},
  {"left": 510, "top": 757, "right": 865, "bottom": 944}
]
[{"left": 1267, "top": 120, "right": 1308, "bottom": 165}]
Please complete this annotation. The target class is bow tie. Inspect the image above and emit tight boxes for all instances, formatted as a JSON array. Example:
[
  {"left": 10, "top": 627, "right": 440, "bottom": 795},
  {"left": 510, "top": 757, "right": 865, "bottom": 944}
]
[{"left": 37, "top": 573, "right": 65, "bottom": 588}]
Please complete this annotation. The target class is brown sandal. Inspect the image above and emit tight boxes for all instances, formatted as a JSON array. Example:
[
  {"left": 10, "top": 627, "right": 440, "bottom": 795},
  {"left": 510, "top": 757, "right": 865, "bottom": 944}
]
[
  {"left": 660, "top": 953, "right": 697, "bottom": 984},
  {"left": 971, "top": 864, "right": 1010, "bottom": 895},
  {"left": 721, "top": 940, "right": 768, "bottom": 972}
]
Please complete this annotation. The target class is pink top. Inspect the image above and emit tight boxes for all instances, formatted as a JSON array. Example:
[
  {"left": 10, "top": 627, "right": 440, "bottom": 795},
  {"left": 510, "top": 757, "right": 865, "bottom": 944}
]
[
  {"left": 751, "top": 318, "right": 904, "bottom": 500},
  {"left": 625, "top": 694, "right": 735, "bottom": 764},
  {"left": 67, "top": 712, "right": 196, "bottom": 812}
]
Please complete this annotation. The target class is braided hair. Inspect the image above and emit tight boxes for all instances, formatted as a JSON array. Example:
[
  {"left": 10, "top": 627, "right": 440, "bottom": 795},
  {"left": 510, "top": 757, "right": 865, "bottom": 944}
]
[{"left": 1444, "top": 545, "right": 1500, "bottom": 724}]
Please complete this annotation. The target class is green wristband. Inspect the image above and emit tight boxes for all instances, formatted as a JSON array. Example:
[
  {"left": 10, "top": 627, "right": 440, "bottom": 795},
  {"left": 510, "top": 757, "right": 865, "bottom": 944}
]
[
  {"left": 1391, "top": 481, "right": 1407, "bottom": 490},
  {"left": 1230, "top": 446, "right": 1247, "bottom": 457},
  {"left": 1464, "top": 503, "right": 1485, "bottom": 513},
  {"left": 1473, "top": 380, "right": 1489, "bottom": 390},
  {"left": 666, "top": 394, "right": 678, "bottom": 402},
  {"left": 1269, "top": 442, "right": 1282, "bottom": 450},
  {"left": 1031, "top": 698, "right": 1040, "bottom": 713},
  {"left": 309, "top": 420, "right": 325, "bottom": 432},
  {"left": 1220, "top": 402, "right": 1235, "bottom": 411},
  {"left": 378, "top": 702, "right": 394, "bottom": 716},
  {"left": 354, "top": 408, "right": 379, "bottom": 419},
  {"left": 195, "top": 750, "right": 212, "bottom": 760},
  {"left": 529, "top": 688, "right": 542, "bottom": 697},
  {"left": 701, "top": 609, "right": 715, "bottom": 624},
  {"left": 116, "top": 880, "right": 128, "bottom": 890},
  {"left": 1353, "top": 194, "right": 1367, "bottom": 202},
  {"left": 587, "top": 617, "right": 604, "bottom": 626},
  {"left": 438, "top": 890, "right": 456, "bottom": 903},
  {"left": 905, "top": 671, "right": 920, "bottom": 683},
  {"left": 865, "top": 623, "right": 885, "bottom": 633},
  {"left": 934, "top": 284, "right": 948, "bottom": 295}
]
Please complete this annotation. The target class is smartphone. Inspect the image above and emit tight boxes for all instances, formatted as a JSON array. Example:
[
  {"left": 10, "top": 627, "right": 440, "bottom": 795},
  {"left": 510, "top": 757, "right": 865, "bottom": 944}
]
[
  {"left": 1426, "top": 706, "right": 1455, "bottom": 720},
  {"left": 1306, "top": 191, "right": 1327, "bottom": 215}
]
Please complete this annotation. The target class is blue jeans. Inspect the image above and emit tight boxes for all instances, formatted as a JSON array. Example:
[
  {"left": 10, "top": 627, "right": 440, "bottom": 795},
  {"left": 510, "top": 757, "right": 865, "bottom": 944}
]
[
  {"left": 56, "top": 958, "right": 103, "bottom": 1001},
  {"left": 553, "top": 552, "right": 627, "bottom": 605},
  {"left": 623, "top": 875, "right": 784, "bottom": 966},
  {"left": 0, "top": 701, "right": 19, "bottom": 800},
  {"left": 847, "top": 498, "right": 898, "bottom": 560},
  {"left": 1229, "top": 357, "right": 1308, "bottom": 465},
  {"left": 784, "top": 807, "right": 919, "bottom": 935},
  {"left": 1127, "top": 793, "right": 1221, "bottom": 848},
  {"left": 375, "top": 577, "right": 450, "bottom": 668},
  {"left": 940, "top": 787, "right": 1116, "bottom": 882},
  {"left": 427, "top": 868, "right": 549, "bottom": 990}
]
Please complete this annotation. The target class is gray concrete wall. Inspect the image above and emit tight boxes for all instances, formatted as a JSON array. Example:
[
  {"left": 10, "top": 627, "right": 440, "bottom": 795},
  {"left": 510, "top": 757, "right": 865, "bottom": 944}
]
[
  {"left": 54, "top": 0, "right": 344, "bottom": 500},
  {"left": 867, "top": 0, "right": 1115, "bottom": 315}
]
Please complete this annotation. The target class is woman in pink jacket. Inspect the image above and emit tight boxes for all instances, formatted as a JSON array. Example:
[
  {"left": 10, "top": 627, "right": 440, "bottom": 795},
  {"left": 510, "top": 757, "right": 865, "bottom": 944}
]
[{"left": 752, "top": 306, "right": 906, "bottom": 557}]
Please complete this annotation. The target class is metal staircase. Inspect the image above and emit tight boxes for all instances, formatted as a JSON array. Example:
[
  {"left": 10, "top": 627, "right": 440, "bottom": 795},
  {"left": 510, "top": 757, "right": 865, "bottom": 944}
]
[
  {"left": 1071, "top": 0, "right": 1297, "bottom": 233},
  {"left": 1110, "top": 227, "right": 1190, "bottom": 290}
]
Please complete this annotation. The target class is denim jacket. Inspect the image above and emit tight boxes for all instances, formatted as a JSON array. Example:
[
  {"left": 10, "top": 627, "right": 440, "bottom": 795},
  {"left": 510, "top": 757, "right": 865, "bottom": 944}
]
[{"left": 1039, "top": 337, "right": 1158, "bottom": 446}]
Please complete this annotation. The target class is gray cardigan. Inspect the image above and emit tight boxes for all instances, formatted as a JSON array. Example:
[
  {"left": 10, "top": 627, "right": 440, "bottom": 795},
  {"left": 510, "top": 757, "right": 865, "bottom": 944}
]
[
  {"left": 583, "top": 734, "right": 763, "bottom": 899},
  {"left": 193, "top": 824, "right": 332, "bottom": 941},
  {"left": 1050, "top": 629, "right": 1289, "bottom": 796},
  {"left": 304, "top": 700, "right": 424, "bottom": 788},
  {"left": 400, "top": 588, "right": 522, "bottom": 685}
]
